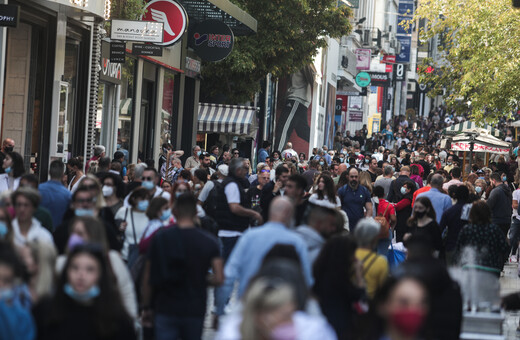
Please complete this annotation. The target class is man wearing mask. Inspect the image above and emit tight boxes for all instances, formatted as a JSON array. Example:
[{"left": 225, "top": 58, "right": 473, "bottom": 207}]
[
  {"left": 185, "top": 145, "right": 201, "bottom": 170},
  {"left": 161, "top": 157, "right": 183, "bottom": 183},
  {"left": 444, "top": 155, "right": 455, "bottom": 173},
  {"left": 337, "top": 167, "right": 373, "bottom": 231},
  {"left": 296, "top": 205, "right": 339, "bottom": 264},
  {"left": 0, "top": 138, "right": 14, "bottom": 175},
  {"left": 387, "top": 166, "right": 413, "bottom": 203},
  {"left": 140, "top": 168, "right": 171, "bottom": 201},
  {"left": 487, "top": 173, "right": 513, "bottom": 237}
]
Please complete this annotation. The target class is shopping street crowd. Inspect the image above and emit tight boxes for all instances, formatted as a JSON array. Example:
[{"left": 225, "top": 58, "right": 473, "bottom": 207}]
[{"left": 3, "top": 109, "right": 520, "bottom": 340}]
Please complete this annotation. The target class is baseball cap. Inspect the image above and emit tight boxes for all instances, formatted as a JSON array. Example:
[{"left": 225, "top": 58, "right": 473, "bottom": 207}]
[{"left": 218, "top": 164, "right": 229, "bottom": 176}]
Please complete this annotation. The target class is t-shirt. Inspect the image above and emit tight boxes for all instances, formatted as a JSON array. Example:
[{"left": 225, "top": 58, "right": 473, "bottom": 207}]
[
  {"left": 513, "top": 189, "right": 520, "bottom": 219},
  {"left": 337, "top": 185, "right": 371, "bottom": 231},
  {"left": 377, "top": 199, "right": 395, "bottom": 223},
  {"left": 374, "top": 177, "right": 393, "bottom": 198},
  {"left": 149, "top": 227, "right": 220, "bottom": 317},
  {"left": 224, "top": 182, "right": 240, "bottom": 204}
]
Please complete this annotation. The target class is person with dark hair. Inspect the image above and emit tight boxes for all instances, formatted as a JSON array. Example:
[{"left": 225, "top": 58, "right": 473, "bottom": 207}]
[
  {"left": 373, "top": 185, "right": 396, "bottom": 255},
  {"left": 209, "top": 145, "right": 220, "bottom": 166},
  {"left": 338, "top": 167, "right": 373, "bottom": 232},
  {"left": 39, "top": 160, "right": 72, "bottom": 228},
  {"left": 302, "top": 159, "right": 319, "bottom": 191},
  {"left": 0, "top": 138, "right": 14, "bottom": 175},
  {"left": 393, "top": 180, "right": 416, "bottom": 242},
  {"left": 141, "top": 193, "right": 222, "bottom": 339},
  {"left": 0, "top": 151, "right": 25, "bottom": 193},
  {"left": 439, "top": 185, "right": 471, "bottom": 264},
  {"left": 487, "top": 172, "right": 513, "bottom": 237},
  {"left": 33, "top": 244, "right": 136, "bottom": 340},
  {"left": 258, "top": 141, "right": 271, "bottom": 164},
  {"left": 442, "top": 166, "right": 463, "bottom": 191},
  {"left": 312, "top": 234, "right": 366, "bottom": 339},
  {"left": 410, "top": 164, "right": 423, "bottom": 188},
  {"left": 101, "top": 173, "right": 125, "bottom": 216},
  {"left": 309, "top": 174, "right": 340, "bottom": 208},
  {"left": 138, "top": 196, "right": 170, "bottom": 255},
  {"left": 66, "top": 157, "right": 85, "bottom": 193},
  {"left": 138, "top": 167, "right": 171, "bottom": 202},
  {"left": 190, "top": 151, "right": 216, "bottom": 177},
  {"left": 284, "top": 174, "right": 309, "bottom": 225},
  {"left": 260, "top": 164, "right": 290, "bottom": 221},
  {"left": 416, "top": 174, "right": 452, "bottom": 224},
  {"left": 405, "top": 196, "right": 443, "bottom": 255},
  {"left": 455, "top": 200, "right": 509, "bottom": 275},
  {"left": 19, "top": 174, "right": 54, "bottom": 233}
]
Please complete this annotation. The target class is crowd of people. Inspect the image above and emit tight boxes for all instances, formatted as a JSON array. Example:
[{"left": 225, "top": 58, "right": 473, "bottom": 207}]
[{"left": 2, "top": 109, "right": 520, "bottom": 340}]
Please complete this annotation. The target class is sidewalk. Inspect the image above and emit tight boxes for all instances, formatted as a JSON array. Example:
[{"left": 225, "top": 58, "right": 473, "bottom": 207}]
[{"left": 501, "top": 263, "right": 520, "bottom": 338}]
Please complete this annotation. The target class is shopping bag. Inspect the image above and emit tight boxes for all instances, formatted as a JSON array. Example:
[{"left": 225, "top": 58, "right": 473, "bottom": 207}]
[{"left": 387, "top": 242, "right": 406, "bottom": 269}]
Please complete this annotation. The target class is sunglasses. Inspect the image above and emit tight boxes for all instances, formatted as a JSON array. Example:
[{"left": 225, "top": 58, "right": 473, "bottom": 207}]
[
  {"left": 260, "top": 169, "right": 270, "bottom": 173},
  {"left": 142, "top": 176, "right": 155, "bottom": 181}
]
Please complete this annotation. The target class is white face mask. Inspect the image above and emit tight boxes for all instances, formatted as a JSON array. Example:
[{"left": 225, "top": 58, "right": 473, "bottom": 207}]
[{"left": 102, "top": 185, "right": 114, "bottom": 197}]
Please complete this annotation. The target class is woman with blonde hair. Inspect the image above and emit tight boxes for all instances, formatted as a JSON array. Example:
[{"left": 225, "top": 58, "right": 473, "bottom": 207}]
[
  {"left": 78, "top": 174, "right": 106, "bottom": 209},
  {"left": 359, "top": 171, "right": 373, "bottom": 194},
  {"left": 216, "top": 277, "right": 336, "bottom": 340}
]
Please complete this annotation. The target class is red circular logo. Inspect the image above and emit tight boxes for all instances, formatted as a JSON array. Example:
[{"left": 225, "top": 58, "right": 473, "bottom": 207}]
[{"left": 141, "top": 0, "right": 188, "bottom": 46}]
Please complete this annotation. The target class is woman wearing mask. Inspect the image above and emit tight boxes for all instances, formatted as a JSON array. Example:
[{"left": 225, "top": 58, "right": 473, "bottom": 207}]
[
  {"left": 0, "top": 205, "right": 13, "bottom": 243},
  {"left": 172, "top": 181, "right": 205, "bottom": 218},
  {"left": 102, "top": 173, "right": 124, "bottom": 216},
  {"left": 271, "top": 150, "right": 283, "bottom": 169},
  {"left": 394, "top": 181, "right": 415, "bottom": 242},
  {"left": 33, "top": 244, "right": 136, "bottom": 340},
  {"left": 66, "top": 157, "right": 85, "bottom": 193},
  {"left": 358, "top": 275, "right": 430, "bottom": 340},
  {"left": 216, "top": 277, "right": 336, "bottom": 340},
  {"left": 404, "top": 196, "right": 443, "bottom": 256},
  {"left": 114, "top": 187, "right": 150, "bottom": 261},
  {"left": 312, "top": 235, "right": 367, "bottom": 340},
  {"left": 56, "top": 217, "right": 137, "bottom": 319},
  {"left": 0, "top": 152, "right": 25, "bottom": 193},
  {"left": 139, "top": 196, "right": 171, "bottom": 254}
]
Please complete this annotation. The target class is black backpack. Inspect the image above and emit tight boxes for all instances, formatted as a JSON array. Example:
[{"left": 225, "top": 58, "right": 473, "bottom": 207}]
[{"left": 204, "top": 180, "right": 225, "bottom": 219}]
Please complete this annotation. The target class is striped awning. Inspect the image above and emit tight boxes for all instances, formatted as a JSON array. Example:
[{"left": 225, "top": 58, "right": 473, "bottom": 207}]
[
  {"left": 443, "top": 121, "right": 503, "bottom": 138},
  {"left": 198, "top": 103, "right": 258, "bottom": 136}
]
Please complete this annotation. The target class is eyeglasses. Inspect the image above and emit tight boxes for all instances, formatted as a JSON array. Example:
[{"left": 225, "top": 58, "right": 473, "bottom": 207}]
[
  {"left": 142, "top": 176, "right": 155, "bottom": 181},
  {"left": 82, "top": 184, "right": 98, "bottom": 191},
  {"left": 75, "top": 198, "right": 94, "bottom": 204},
  {"left": 233, "top": 152, "right": 240, "bottom": 155}
]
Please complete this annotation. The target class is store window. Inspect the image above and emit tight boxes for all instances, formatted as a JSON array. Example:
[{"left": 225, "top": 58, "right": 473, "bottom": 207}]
[
  {"left": 138, "top": 62, "right": 157, "bottom": 163},
  {"left": 118, "top": 57, "right": 136, "bottom": 164},
  {"left": 161, "top": 71, "right": 175, "bottom": 148}
]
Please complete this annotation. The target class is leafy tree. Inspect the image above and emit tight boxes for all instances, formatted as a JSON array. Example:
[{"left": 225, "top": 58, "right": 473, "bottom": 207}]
[
  {"left": 413, "top": 0, "right": 520, "bottom": 123},
  {"left": 110, "top": 0, "right": 146, "bottom": 20},
  {"left": 200, "top": 0, "right": 352, "bottom": 104}
]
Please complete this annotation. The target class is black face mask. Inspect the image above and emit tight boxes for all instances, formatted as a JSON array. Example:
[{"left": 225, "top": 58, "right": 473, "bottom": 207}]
[
  {"left": 415, "top": 210, "right": 427, "bottom": 219},
  {"left": 4, "top": 146, "right": 13, "bottom": 153}
]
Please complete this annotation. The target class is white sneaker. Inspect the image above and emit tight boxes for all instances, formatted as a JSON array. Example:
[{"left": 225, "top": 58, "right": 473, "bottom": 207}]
[{"left": 510, "top": 255, "right": 518, "bottom": 263}]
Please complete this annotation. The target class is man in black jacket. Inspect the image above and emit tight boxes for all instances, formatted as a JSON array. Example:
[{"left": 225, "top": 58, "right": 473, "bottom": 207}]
[
  {"left": 260, "top": 165, "right": 290, "bottom": 221},
  {"left": 387, "top": 166, "right": 412, "bottom": 203},
  {"left": 487, "top": 172, "right": 513, "bottom": 237}
]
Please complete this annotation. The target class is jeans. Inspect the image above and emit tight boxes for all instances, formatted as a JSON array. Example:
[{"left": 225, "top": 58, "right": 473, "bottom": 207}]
[
  {"left": 220, "top": 236, "right": 240, "bottom": 263},
  {"left": 377, "top": 230, "right": 391, "bottom": 259},
  {"left": 154, "top": 314, "right": 203, "bottom": 340},
  {"left": 510, "top": 218, "right": 520, "bottom": 256},
  {"left": 214, "top": 236, "right": 240, "bottom": 316}
]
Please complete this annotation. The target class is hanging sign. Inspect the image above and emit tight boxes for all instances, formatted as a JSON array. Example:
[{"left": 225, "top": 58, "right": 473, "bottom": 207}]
[
  {"left": 111, "top": 20, "right": 164, "bottom": 43},
  {"left": 141, "top": 0, "right": 188, "bottom": 46},
  {"left": 132, "top": 43, "right": 163, "bottom": 56},
  {"left": 0, "top": 4, "right": 19, "bottom": 28},
  {"left": 109, "top": 42, "right": 126, "bottom": 63},
  {"left": 189, "top": 19, "right": 234, "bottom": 62}
]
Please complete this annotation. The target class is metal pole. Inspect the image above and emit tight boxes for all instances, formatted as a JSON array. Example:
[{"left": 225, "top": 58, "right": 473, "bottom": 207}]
[{"left": 0, "top": 0, "right": 8, "bottom": 136}]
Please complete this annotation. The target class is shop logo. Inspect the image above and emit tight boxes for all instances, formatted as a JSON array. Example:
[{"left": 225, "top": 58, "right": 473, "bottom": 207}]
[
  {"left": 141, "top": 0, "right": 188, "bottom": 46},
  {"left": 102, "top": 58, "right": 122, "bottom": 80},
  {"left": 189, "top": 19, "right": 234, "bottom": 62},
  {"left": 193, "top": 32, "right": 232, "bottom": 48}
]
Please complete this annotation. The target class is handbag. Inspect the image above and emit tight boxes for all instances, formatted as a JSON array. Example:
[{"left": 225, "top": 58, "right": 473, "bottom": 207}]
[
  {"left": 374, "top": 202, "right": 391, "bottom": 240},
  {"left": 387, "top": 242, "right": 406, "bottom": 269},
  {"left": 126, "top": 209, "right": 140, "bottom": 269}
]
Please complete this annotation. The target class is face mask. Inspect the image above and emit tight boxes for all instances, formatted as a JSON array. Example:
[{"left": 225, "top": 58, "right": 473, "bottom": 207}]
[
  {"left": 0, "top": 221, "right": 7, "bottom": 238},
  {"left": 502, "top": 176, "right": 507, "bottom": 182},
  {"left": 415, "top": 210, "right": 426, "bottom": 219},
  {"left": 447, "top": 162, "right": 452, "bottom": 165},
  {"left": 196, "top": 151, "right": 201, "bottom": 157},
  {"left": 478, "top": 176, "right": 485, "bottom": 180},
  {"left": 142, "top": 180, "right": 155, "bottom": 190},
  {"left": 273, "top": 157, "right": 279, "bottom": 161},
  {"left": 319, "top": 161, "right": 324, "bottom": 166},
  {"left": 67, "top": 234, "right": 84, "bottom": 250},
  {"left": 4, "top": 167, "right": 11, "bottom": 174},
  {"left": 355, "top": 152, "right": 360, "bottom": 156},
  {"left": 0, "top": 287, "right": 14, "bottom": 301},
  {"left": 4, "top": 146, "right": 13, "bottom": 153},
  {"left": 389, "top": 308, "right": 426, "bottom": 337},
  {"left": 175, "top": 192, "right": 183, "bottom": 198},
  {"left": 173, "top": 167, "right": 178, "bottom": 172},
  {"left": 475, "top": 186, "right": 482, "bottom": 194},
  {"left": 270, "top": 322, "right": 297, "bottom": 340},
  {"left": 160, "top": 209, "right": 171, "bottom": 222},
  {"left": 137, "top": 200, "right": 149, "bottom": 212},
  {"left": 400, "top": 187, "right": 407, "bottom": 195},
  {"left": 117, "top": 144, "right": 122, "bottom": 149},
  {"left": 102, "top": 185, "right": 113, "bottom": 197},
  {"left": 365, "top": 159, "right": 369, "bottom": 164},
  {"left": 64, "top": 283, "right": 100, "bottom": 303},
  {"left": 75, "top": 209, "right": 95, "bottom": 217},
  {"left": 194, "top": 183, "right": 201, "bottom": 190}
]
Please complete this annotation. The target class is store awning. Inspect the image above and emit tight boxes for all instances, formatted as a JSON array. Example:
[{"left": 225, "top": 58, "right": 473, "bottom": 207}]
[
  {"left": 198, "top": 103, "right": 258, "bottom": 136},
  {"left": 443, "top": 121, "right": 503, "bottom": 138},
  {"left": 448, "top": 130, "right": 510, "bottom": 154}
]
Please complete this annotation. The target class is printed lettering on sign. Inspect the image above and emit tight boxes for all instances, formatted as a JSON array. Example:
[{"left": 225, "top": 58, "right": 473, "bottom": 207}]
[{"left": 102, "top": 58, "right": 122, "bottom": 80}]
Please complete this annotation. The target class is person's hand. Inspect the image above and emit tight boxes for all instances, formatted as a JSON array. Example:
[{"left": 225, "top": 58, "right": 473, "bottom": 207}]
[
  {"left": 119, "top": 221, "right": 127, "bottom": 232},
  {"left": 141, "top": 308, "right": 154, "bottom": 327},
  {"left": 273, "top": 180, "right": 282, "bottom": 193},
  {"left": 252, "top": 211, "right": 263, "bottom": 225},
  {"left": 403, "top": 233, "right": 412, "bottom": 241}
]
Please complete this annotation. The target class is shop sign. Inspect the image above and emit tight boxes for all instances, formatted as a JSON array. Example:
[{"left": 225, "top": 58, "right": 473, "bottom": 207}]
[
  {"left": 141, "top": 0, "right": 188, "bottom": 46},
  {"left": 367, "top": 72, "right": 390, "bottom": 87},
  {"left": 355, "top": 72, "right": 371, "bottom": 87},
  {"left": 100, "top": 58, "right": 122, "bottom": 85},
  {"left": 394, "top": 63, "right": 405, "bottom": 81},
  {"left": 0, "top": 4, "right": 19, "bottom": 28},
  {"left": 189, "top": 20, "right": 234, "bottom": 62},
  {"left": 349, "top": 96, "right": 363, "bottom": 110},
  {"left": 382, "top": 54, "right": 396, "bottom": 64},
  {"left": 349, "top": 111, "right": 363, "bottom": 122},
  {"left": 111, "top": 19, "right": 164, "bottom": 43},
  {"left": 451, "top": 142, "right": 509, "bottom": 155},
  {"left": 109, "top": 42, "right": 126, "bottom": 63},
  {"left": 185, "top": 57, "right": 201, "bottom": 73},
  {"left": 355, "top": 49, "right": 371, "bottom": 70},
  {"left": 132, "top": 43, "right": 163, "bottom": 56},
  {"left": 396, "top": 35, "right": 411, "bottom": 63}
]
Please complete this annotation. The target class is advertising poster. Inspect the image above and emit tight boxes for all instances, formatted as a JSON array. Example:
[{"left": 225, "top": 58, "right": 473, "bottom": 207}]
[
  {"left": 324, "top": 83, "right": 336, "bottom": 148},
  {"left": 274, "top": 66, "right": 314, "bottom": 156}
]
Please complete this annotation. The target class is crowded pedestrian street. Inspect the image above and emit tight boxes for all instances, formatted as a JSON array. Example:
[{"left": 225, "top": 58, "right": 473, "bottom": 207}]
[{"left": 2, "top": 0, "right": 520, "bottom": 339}]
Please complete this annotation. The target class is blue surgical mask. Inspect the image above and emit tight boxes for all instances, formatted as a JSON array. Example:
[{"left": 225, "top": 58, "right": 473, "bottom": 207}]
[
  {"left": 4, "top": 167, "right": 11, "bottom": 174},
  {"left": 319, "top": 161, "right": 324, "bottom": 166},
  {"left": 0, "top": 288, "right": 14, "bottom": 301},
  {"left": 160, "top": 209, "right": 171, "bottom": 221},
  {"left": 475, "top": 186, "right": 482, "bottom": 194},
  {"left": 64, "top": 283, "right": 100, "bottom": 302},
  {"left": 400, "top": 187, "right": 407, "bottom": 195},
  {"left": 117, "top": 144, "right": 121, "bottom": 149},
  {"left": 365, "top": 159, "right": 369, "bottom": 164},
  {"left": 137, "top": 200, "right": 149, "bottom": 212},
  {"left": 175, "top": 192, "right": 183, "bottom": 198},
  {"left": 355, "top": 152, "right": 360, "bottom": 156},
  {"left": 197, "top": 151, "right": 201, "bottom": 156},
  {"left": 75, "top": 209, "right": 95, "bottom": 217},
  {"left": 502, "top": 176, "right": 507, "bottom": 182},
  {"left": 0, "top": 221, "right": 7, "bottom": 238},
  {"left": 142, "top": 180, "right": 155, "bottom": 190},
  {"left": 67, "top": 234, "right": 84, "bottom": 250}
]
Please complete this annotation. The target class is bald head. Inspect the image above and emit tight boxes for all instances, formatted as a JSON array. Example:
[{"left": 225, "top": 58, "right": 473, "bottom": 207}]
[
  {"left": 338, "top": 163, "right": 347, "bottom": 175},
  {"left": 268, "top": 197, "right": 294, "bottom": 226}
]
